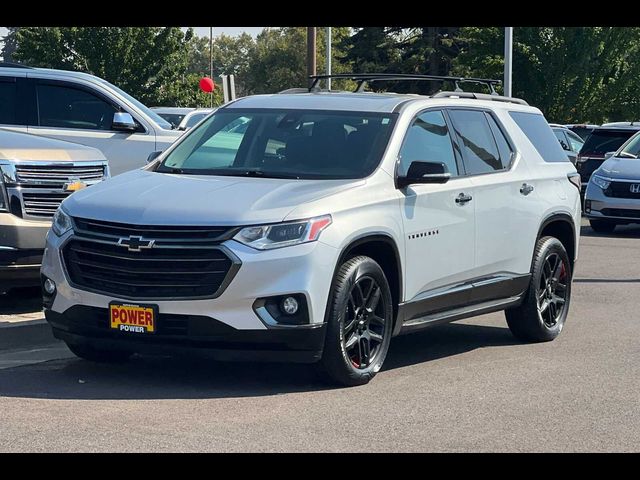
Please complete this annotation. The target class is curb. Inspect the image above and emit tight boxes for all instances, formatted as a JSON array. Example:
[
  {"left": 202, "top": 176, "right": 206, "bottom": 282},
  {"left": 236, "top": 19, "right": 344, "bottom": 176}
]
[{"left": 0, "top": 319, "right": 59, "bottom": 350}]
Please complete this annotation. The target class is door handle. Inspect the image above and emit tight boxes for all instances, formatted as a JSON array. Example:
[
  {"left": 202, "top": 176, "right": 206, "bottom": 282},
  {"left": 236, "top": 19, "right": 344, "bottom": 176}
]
[
  {"left": 455, "top": 192, "right": 473, "bottom": 204},
  {"left": 520, "top": 183, "right": 534, "bottom": 196}
]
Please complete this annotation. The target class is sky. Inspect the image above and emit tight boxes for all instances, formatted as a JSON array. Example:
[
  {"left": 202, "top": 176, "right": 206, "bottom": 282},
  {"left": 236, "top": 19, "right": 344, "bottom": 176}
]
[{"left": 0, "top": 26, "right": 265, "bottom": 47}]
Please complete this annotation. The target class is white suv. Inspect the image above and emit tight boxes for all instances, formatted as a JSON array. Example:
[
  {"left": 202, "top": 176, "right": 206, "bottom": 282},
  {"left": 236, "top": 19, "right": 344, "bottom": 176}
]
[
  {"left": 41, "top": 75, "right": 582, "bottom": 386},
  {"left": 0, "top": 64, "right": 182, "bottom": 176}
]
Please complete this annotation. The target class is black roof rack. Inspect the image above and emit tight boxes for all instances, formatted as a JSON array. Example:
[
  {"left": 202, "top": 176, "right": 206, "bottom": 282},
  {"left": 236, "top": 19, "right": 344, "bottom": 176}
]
[
  {"left": 308, "top": 73, "right": 502, "bottom": 95},
  {"left": 432, "top": 91, "right": 528, "bottom": 106},
  {"left": 0, "top": 61, "right": 33, "bottom": 69}
]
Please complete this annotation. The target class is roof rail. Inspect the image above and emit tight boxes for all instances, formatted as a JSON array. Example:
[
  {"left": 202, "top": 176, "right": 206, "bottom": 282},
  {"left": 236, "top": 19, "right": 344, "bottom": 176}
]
[
  {"left": 278, "top": 88, "right": 313, "bottom": 94},
  {"left": 308, "top": 73, "right": 502, "bottom": 95},
  {"left": 432, "top": 91, "right": 528, "bottom": 106},
  {"left": 0, "top": 61, "right": 33, "bottom": 69}
]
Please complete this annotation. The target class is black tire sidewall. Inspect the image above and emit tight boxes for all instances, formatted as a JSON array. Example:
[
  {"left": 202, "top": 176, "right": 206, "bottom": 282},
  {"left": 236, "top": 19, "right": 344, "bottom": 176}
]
[
  {"left": 320, "top": 256, "right": 394, "bottom": 386},
  {"left": 531, "top": 237, "right": 572, "bottom": 339}
]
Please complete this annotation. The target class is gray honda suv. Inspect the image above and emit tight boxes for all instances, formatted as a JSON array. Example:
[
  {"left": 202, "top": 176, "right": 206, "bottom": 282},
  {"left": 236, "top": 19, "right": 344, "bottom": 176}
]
[{"left": 584, "top": 130, "right": 640, "bottom": 232}]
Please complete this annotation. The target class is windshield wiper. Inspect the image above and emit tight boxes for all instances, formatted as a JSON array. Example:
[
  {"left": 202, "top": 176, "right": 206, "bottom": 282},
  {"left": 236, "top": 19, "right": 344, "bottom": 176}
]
[{"left": 617, "top": 151, "right": 637, "bottom": 159}]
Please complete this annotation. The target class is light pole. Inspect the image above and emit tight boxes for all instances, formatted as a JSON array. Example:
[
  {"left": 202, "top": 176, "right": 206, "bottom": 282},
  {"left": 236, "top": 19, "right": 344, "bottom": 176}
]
[
  {"left": 504, "top": 27, "right": 513, "bottom": 97},
  {"left": 326, "top": 27, "right": 332, "bottom": 90},
  {"left": 307, "top": 27, "right": 316, "bottom": 87},
  {"left": 210, "top": 27, "right": 214, "bottom": 107}
]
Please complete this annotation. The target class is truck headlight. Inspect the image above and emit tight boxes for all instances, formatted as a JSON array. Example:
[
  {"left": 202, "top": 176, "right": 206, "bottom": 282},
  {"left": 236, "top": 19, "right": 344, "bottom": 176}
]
[
  {"left": 51, "top": 207, "right": 73, "bottom": 237},
  {"left": 591, "top": 175, "right": 611, "bottom": 190},
  {"left": 233, "top": 215, "right": 332, "bottom": 250}
]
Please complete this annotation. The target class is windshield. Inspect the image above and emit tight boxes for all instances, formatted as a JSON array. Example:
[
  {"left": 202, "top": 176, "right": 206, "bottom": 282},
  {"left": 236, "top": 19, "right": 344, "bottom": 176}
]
[
  {"left": 618, "top": 131, "right": 640, "bottom": 158},
  {"left": 157, "top": 109, "right": 397, "bottom": 179},
  {"left": 581, "top": 130, "right": 637, "bottom": 156},
  {"left": 99, "top": 80, "right": 173, "bottom": 130}
]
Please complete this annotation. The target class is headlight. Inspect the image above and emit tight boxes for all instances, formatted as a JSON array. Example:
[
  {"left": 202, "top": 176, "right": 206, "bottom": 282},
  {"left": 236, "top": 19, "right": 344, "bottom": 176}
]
[
  {"left": 591, "top": 175, "right": 611, "bottom": 190},
  {"left": 51, "top": 207, "right": 73, "bottom": 237},
  {"left": 233, "top": 215, "right": 332, "bottom": 250}
]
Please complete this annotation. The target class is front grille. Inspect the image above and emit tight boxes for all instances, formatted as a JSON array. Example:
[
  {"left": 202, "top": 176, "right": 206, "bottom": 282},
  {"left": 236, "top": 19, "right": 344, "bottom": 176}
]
[
  {"left": 21, "top": 192, "right": 69, "bottom": 217},
  {"left": 600, "top": 208, "right": 640, "bottom": 219},
  {"left": 63, "top": 218, "right": 239, "bottom": 299},
  {"left": 15, "top": 164, "right": 105, "bottom": 184},
  {"left": 605, "top": 181, "right": 640, "bottom": 199},
  {"left": 11, "top": 163, "right": 106, "bottom": 218}
]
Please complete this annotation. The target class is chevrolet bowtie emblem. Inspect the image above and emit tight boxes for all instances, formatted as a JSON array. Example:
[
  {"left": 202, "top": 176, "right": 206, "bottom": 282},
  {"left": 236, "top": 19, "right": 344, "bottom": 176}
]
[
  {"left": 63, "top": 179, "right": 88, "bottom": 192},
  {"left": 117, "top": 236, "right": 155, "bottom": 252}
]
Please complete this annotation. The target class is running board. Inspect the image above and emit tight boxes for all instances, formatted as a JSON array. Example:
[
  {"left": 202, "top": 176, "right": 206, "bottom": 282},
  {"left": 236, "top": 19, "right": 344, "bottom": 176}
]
[{"left": 399, "top": 296, "right": 523, "bottom": 335}]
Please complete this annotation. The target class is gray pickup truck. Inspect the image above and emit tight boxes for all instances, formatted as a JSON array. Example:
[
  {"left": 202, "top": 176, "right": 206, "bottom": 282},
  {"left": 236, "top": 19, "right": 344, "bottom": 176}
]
[{"left": 0, "top": 129, "right": 108, "bottom": 292}]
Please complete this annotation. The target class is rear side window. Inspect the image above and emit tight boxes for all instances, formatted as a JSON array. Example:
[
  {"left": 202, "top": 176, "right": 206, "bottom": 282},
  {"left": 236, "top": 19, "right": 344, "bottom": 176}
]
[
  {"left": 486, "top": 114, "right": 513, "bottom": 168},
  {"left": 509, "top": 111, "right": 569, "bottom": 162},
  {"left": 448, "top": 109, "right": 503, "bottom": 174},
  {"left": 0, "top": 79, "right": 18, "bottom": 125}
]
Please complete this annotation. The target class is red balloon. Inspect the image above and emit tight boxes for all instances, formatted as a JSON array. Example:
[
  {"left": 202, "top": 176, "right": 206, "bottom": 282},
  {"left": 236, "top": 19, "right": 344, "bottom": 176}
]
[{"left": 199, "top": 77, "right": 215, "bottom": 93}]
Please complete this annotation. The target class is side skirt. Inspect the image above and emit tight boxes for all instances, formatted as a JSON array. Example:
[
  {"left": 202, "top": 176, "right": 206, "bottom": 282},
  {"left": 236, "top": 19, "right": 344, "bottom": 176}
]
[{"left": 398, "top": 295, "right": 523, "bottom": 335}]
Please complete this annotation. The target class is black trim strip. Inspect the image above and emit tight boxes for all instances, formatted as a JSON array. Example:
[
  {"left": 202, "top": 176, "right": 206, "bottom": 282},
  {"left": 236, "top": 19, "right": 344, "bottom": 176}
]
[{"left": 396, "top": 273, "right": 530, "bottom": 332}]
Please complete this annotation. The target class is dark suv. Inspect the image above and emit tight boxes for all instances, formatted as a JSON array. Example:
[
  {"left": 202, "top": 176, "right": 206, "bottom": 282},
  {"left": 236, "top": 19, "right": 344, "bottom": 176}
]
[{"left": 576, "top": 123, "right": 640, "bottom": 191}]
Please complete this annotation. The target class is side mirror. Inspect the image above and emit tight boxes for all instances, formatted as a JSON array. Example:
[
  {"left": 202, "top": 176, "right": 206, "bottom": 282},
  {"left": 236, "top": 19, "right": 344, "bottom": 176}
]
[
  {"left": 112, "top": 112, "right": 137, "bottom": 132},
  {"left": 604, "top": 151, "right": 616, "bottom": 159},
  {"left": 397, "top": 161, "right": 451, "bottom": 189},
  {"left": 147, "top": 151, "right": 163, "bottom": 163}
]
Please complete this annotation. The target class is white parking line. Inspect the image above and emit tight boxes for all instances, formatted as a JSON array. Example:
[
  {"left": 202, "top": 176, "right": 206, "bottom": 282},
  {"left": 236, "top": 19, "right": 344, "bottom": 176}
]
[{"left": 0, "top": 343, "right": 74, "bottom": 370}]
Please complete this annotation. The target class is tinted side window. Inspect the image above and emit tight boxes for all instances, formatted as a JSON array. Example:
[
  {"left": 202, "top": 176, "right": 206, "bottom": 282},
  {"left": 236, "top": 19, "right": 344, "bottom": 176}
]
[
  {"left": 509, "top": 111, "right": 569, "bottom": 162},
  {"left": 0, "top": 79, "right": 18, "bottom": 125},
  {"left": 37, "top": 83, "right": 117, "bottom": 130},
  {"left": 399, "top": 110, "right": 458, "bottom": 177},
  {"left": 448, "top": 109, "right": 502, "bottom": 174},
  {"left": 486, "top": 114, "right": 513, "bottom": 169},
  {"left": 565, "top": 130, "right": 584, "bottom": 152}
]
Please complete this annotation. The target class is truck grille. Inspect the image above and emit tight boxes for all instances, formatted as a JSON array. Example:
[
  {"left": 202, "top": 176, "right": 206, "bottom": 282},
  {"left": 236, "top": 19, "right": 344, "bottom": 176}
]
[
  {"left": 11, "top": 163, "right": 106, "bottom": 218},
  {"left": 62, "top": 218, "right": 240, "bottom": 300},
  {"left": 605, "top": 181, "right": 640, "bottom": 199},
  {"left": 15, "top": 164, "right": 105, "bottom": 184}
]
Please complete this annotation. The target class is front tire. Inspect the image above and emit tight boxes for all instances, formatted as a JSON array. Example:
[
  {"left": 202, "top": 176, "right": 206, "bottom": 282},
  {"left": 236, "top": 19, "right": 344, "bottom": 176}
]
[
  {"left": 589, "top": 219, "right": 616, "bottom": 233},
  {"left": 317, "top": 256, "right": 394, "bottom": 387},
  {"left": 66, "top": 342, "right": 133, "bottom": 363},
  {"left": 505, "top": 236, "right": 572, "bottom": 342}
]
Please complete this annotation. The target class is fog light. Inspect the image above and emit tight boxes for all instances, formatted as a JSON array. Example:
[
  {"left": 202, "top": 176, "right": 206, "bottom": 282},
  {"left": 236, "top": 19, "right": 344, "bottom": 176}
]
[
  {"left": 43, "top": 278, "right": 56, "bottom": 295},
  {"left": 280, "top": 296, "right": 299, "bottom": 315},
  {"left": 585, "top": 200, "right": 591, "bottom": 213}
]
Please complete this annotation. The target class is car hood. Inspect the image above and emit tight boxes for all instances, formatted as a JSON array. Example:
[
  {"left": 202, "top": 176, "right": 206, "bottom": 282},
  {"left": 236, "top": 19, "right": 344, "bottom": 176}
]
[
  {"left": 62, "top": 168, "right": 364, "bottom": 225},
  {"left": 599, "top": 157, "right": 640, "bottom": 179}
]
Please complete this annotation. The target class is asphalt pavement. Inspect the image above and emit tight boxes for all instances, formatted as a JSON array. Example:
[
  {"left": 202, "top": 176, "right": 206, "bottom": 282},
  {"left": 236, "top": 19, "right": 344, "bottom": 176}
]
[{"left": 0, "top": 219, "right": 638, "bottom": 452}]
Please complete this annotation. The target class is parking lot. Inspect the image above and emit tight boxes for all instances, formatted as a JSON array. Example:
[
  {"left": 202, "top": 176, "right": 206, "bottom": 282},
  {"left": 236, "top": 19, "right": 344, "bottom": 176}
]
[{"left": 0, "top": 218, "right": 638, "bottom": 452}]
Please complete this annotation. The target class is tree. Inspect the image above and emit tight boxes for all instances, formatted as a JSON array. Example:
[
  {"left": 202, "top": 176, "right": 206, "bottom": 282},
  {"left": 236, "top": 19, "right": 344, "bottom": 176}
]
[
  {"left": 341, "top": 27, "right": 464, "bottom": 94},
  {"left": 12, "top": 27, "right": 218, "bottom": 107},
  {"left": 1, "top": 27, "right": 19, "bottom": 62},
  {"left": 452, "top": 27, "right": 640, "bottom": 123}
]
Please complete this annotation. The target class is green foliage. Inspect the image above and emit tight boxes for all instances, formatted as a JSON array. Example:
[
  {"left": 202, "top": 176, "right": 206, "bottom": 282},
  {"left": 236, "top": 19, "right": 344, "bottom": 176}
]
[
  {"left": 453, "top": 27, "right": 640, "bottom": 123},
  {"left": 12, "top": 27, "right": 221, "bottom": 108}
]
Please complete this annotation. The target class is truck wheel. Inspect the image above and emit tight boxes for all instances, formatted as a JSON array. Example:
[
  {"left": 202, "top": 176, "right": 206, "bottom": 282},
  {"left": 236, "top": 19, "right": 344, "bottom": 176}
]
[
  {"left": 589, "top": 219, "right": 616, "bottom": 233},
  {"left": 316, "top": 255, "right": 393, "bottom": 387},
  {"left": 66, "top": 342, "right": 132, "bottom": 363},
  {"left": 505, "top": 236, "right": 572, "bottom": 343}
]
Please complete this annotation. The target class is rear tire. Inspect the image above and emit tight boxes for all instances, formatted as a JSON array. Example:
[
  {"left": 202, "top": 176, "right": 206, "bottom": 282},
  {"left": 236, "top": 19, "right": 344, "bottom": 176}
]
[
  {"left": 505, "top": 236, "right": 572, "bottom": 343},
  {"left": 589, "top": 219, "right": 616, "bottom": 233},
  {"left": 66, "top": 342, "right": 133, "bottom": 363},
  {"left": 316, "top": 255, "right": 393, "bottom": 387}
]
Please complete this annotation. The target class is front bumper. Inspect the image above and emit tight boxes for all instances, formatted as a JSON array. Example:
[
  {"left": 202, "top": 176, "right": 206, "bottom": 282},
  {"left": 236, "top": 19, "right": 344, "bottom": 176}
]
[
  {"left": 584, "top": 182, "right": 640, "bottom": 223},
  {"left": 41, "top": 229, "right": 339, "bottom": 361},
  {"left": 46, "top": 307, "right": 325, "bottom": 363},
  {"left": 0, "top": 212, "right": 50, "bottom": 289}
]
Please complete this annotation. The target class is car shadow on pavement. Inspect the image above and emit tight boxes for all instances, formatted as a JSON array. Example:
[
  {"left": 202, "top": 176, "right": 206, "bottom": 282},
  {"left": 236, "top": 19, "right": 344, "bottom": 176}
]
[
  {"left": 581, "top": 224, "right": 640, "bottom": 238},
  {"left": 0, "top": 322, "right": 519, "bottom": 400},
  {"left": 0, "top": 287, "right": 43, "bottom": 315}
]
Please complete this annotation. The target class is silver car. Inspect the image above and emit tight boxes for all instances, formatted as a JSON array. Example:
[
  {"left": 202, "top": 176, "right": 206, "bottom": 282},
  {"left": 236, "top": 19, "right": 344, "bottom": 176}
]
[{"left": 584, "top": 130, "right": 640, "bottom": 232}]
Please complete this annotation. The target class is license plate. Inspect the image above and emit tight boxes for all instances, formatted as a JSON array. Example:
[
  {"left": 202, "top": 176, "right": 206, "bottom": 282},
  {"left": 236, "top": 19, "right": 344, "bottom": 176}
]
[{"left": 109, "top": 303, "right": 157, "bottom": 334}]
